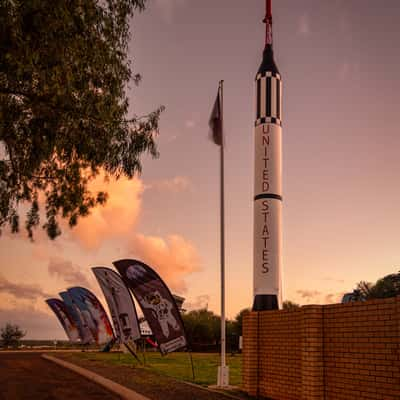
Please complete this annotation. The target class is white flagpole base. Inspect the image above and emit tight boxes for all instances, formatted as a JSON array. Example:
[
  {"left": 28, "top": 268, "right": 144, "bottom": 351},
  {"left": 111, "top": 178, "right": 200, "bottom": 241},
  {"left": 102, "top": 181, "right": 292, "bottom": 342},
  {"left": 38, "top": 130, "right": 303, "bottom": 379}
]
[{"left": 217, "top": 365, "right": 230, "bottom": 387}]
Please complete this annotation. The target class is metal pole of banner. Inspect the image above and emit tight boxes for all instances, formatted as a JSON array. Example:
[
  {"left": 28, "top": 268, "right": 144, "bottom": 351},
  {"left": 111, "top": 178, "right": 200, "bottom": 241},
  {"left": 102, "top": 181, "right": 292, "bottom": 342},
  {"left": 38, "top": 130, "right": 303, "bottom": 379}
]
[
  {"left": 142, "top": 338, "right": 146, "bottom": 365},
  {"left": 188, "top": 351, "right": 195, "bottom": 382},
  {"left": 217, "top": 80, "right": 229, "bottom": 388}
]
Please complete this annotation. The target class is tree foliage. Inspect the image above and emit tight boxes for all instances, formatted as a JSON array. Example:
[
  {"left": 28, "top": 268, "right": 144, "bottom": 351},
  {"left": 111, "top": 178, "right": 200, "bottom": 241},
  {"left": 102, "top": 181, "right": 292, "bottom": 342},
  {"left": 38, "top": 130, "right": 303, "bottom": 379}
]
[
  {"left": 0, "top": 0, "right": 163, "bottom": 239},
  {"left": 282, "top": 300, "right": 300, "bottom": 310},
  {"left": 343, "top": 271, "right": 400, "bottom": 302},
  {"left": 182, "top": 309, "right": 221, "bottom": 346},
  {"left": 356, "top": 272, "right": 400, "bottom": 300},
  {"left": 231, "top": 307, "right": 250, "bottom": 336},
  {"left": 181, "top": 307, "right": 250, "bottom": 351},
  {"left": 0, "top": 323, "right": 26, "bottom": 348}
]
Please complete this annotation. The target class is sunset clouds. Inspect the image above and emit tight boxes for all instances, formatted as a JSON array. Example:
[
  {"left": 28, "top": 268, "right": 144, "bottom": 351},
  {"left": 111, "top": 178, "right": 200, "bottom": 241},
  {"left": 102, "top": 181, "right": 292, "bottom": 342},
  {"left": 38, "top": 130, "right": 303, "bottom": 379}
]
[
  {"left": 0, "top": 275, "right": 51, "bottom": 301},
  {"left": 48, "top": 258, "right": 91, "bottom": 288},
  {"left": 145, "top": 176, "right": 192, "bottom": 193},
  {"left": 69, "top": 175, "right": 144, "bottom": 249},
  {"left": 0, "top": 168, "right": 202, "bottom": 338},
  {"left": 294, "top": 289, "right": 345, "bottom": 305},
  {"left": 130, "top": 233, "right": 200, "bottom": 292}
]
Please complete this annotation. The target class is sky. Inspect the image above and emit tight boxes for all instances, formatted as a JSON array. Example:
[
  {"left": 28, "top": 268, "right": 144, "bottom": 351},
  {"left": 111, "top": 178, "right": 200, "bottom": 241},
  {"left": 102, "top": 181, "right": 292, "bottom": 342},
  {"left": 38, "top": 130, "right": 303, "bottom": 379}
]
[{"left": 1, "top": 0, "right": 400, "bottom": 339}]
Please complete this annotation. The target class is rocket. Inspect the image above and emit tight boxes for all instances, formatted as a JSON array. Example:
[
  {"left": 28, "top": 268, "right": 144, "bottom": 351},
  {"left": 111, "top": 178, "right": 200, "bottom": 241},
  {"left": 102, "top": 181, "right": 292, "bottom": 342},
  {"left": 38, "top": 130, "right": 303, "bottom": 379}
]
[{"left": 253, "top": 0, "right": 283, "bottom": 311}]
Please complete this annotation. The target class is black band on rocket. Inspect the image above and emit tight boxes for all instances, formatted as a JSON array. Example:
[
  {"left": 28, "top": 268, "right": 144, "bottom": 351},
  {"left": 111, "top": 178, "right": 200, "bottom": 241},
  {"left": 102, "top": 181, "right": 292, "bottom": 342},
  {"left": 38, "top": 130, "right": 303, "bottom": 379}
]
[
  {"left": 255, "top": 74, "right": 282, "bottom": 124},
  {"left": 255, "top": 117, "right": 281, "bottom": 127},
  {"left": 256, "top": 71, "right": 281, "bottom": 80},
  {"left": 254, "top": 193, "right": 283, "bottom": 202}
]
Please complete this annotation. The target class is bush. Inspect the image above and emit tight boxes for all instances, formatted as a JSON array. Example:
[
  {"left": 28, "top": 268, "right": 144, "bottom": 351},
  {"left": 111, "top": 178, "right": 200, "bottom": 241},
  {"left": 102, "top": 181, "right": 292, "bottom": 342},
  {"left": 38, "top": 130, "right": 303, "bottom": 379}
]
[{"left": 1, "top": 323, "right": 26, "bottom": 348}]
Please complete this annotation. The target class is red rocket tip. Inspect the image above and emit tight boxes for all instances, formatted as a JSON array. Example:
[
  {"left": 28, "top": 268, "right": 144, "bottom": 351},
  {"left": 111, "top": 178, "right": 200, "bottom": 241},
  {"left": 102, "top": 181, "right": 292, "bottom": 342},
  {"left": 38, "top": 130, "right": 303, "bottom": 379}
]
[
  {"left": 264, "top": 0, "right": 273, "bottom": 47},
  {"left": 267, "top": 0, "right": 272, "bottom": 18},
  {"left": 263, "top": 0, "right": 271, "bottom": 23}
]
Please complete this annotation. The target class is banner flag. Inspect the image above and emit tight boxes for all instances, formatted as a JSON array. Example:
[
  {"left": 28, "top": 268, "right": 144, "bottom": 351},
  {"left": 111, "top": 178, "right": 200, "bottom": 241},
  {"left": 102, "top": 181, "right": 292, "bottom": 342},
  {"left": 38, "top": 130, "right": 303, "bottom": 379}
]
[
  {"left": 60, "top": 291, "right": 94, "bottom": 344},
  {"left": 92, "top": 267, "right": 141, "bottom": 345},
  {"left": 46, "top": 298, "right": 80, "bottom": 343},
  {"left": 67, "top": 287, "right": 114, "bottom": 345},
  {"left": 113, "top": 259, "right": 188, "bottom": 355}
]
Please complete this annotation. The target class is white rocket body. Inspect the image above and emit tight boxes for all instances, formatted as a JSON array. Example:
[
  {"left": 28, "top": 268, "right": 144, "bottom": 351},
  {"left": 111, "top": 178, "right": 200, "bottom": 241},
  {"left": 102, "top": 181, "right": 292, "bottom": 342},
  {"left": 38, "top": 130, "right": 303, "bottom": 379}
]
[{"left": 252, "top": 26, "right": 283, "bottom": 310}]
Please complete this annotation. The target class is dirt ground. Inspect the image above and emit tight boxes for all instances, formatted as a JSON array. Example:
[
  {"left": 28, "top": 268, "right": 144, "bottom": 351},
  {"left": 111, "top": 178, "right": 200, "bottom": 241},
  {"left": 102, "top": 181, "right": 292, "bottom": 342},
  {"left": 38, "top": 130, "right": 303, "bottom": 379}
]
[
  {"left": 57, "top": 352, "right": 252, "bottom": 400},
  {"left": 0, "top": 352, "right": 120, "bottom": 400}
]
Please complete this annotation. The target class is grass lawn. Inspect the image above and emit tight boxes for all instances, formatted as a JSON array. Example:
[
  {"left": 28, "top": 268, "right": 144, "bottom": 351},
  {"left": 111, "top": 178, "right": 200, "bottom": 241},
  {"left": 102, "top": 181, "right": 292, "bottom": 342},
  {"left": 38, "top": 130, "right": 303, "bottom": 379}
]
[{"left": 72, "top": 351, "right": 242, "bottom": 387}]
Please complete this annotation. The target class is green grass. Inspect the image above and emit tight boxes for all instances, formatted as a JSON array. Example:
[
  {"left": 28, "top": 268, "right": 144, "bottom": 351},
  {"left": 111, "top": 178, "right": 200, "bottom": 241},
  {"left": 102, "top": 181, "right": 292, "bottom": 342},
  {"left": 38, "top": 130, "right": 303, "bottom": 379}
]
[{"left": 71, "top": 351, "right": 242, "bottom": 387}]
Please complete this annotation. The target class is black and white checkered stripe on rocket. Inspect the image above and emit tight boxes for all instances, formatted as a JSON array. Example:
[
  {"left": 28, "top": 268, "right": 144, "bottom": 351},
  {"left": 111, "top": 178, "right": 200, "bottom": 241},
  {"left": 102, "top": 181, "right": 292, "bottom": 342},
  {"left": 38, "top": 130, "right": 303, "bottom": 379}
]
[{"left": 255, "top": 72, "right": 282, "bottom": 127}]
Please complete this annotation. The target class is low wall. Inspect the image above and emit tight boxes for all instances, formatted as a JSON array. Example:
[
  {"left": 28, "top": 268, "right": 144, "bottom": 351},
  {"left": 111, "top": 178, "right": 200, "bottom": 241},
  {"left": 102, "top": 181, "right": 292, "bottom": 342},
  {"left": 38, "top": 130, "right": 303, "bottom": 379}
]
[{"left": 242, "top": 297, "right": 400, "bottom": 400}]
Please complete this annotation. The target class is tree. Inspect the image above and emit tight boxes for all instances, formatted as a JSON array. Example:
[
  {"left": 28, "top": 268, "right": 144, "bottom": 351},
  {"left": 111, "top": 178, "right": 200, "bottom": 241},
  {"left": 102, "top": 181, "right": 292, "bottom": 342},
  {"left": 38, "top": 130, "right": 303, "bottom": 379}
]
[
  {"left": 231, "top": 308, "right": 250, "bottom": 337},
  {"left": 357, "top": 272, "right": 400, "bottom": 299},
  {"left": 181, "top": 308, "right": 240, "bottom": 352},
  {"left": 343, "top": 271, "right": 400, "bottom": 302},
  {"left": 0, "top": 323, "right": 26, "bottom": 348},
  {"left": 182, "top": 308, "right": 220, "bottom": 346},
  {"left": 282, "top": 300, "right": 300, "bottom": 310},
  {"left": 0, "top": 0, "right": 163, "bottom": 239}
]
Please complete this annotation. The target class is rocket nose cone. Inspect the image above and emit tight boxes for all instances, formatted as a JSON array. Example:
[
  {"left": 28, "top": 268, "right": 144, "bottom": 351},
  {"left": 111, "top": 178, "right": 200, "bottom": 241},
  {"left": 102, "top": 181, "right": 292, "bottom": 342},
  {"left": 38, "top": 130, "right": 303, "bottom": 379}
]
[{"left": 257, "top": 46, "right": 280, "bottom": 75}]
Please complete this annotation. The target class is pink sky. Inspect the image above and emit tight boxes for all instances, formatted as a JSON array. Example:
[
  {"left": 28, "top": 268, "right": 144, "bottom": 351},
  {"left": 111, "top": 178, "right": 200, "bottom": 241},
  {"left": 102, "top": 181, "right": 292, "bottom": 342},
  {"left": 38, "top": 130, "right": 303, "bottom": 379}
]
[{"left": 1, "top": 0, "right": 400, "bottom": 339}]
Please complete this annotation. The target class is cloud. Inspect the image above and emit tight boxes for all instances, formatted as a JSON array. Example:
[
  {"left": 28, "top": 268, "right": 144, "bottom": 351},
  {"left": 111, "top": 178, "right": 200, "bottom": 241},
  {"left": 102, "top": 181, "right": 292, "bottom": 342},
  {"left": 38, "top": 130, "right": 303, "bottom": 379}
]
[
  {"left": 295, "top": 290, "right": 346, "bottom": 305},
  {"left": 185, "top": 294, "right": 210, "bottom": 311},
  {"left": 0, "top": 275, "right": 52, "bottom": 301},
  {"left": 127, "top": 233, "right": 201, "bottom": 293},
  {"left": 48, "top": 258, "right": 90, "bottom": 288},
  {"left": 0, "top": 305, "right": 66, "bottom": 340},
  {"left": 69, "top": 175, "right": 144, "bottom": 249},
  {"left": 324, "top": 292, "right": 346, "bottom": 304},
  {"left": 322, "top": 277, "right": 345, "bottom": 284},
  {"left": 153, "top": 0, "right": 186, "bottom": 24},
  {"left": 298, "top": 14, "right": 310, "bottom": 35},
  {"left": 296, "top": 289, "right": 322, "bottom": 300},
  {"left": 146, "top": 176, "right": 192, "bottom": 193}
]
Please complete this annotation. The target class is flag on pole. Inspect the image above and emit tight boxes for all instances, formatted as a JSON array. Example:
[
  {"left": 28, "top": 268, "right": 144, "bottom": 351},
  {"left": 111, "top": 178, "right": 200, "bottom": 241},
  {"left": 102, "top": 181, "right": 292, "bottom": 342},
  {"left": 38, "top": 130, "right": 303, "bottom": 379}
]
[{"left": 209, "top": 88, "right": 223, "bottom": 146}]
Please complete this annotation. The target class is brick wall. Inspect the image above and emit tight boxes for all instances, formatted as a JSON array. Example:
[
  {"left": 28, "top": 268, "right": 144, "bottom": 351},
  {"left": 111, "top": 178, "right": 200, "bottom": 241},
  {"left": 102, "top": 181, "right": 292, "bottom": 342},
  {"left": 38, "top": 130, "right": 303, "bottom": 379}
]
[{"left": 242, "top": 297, "right": 400, "bottom": 400}]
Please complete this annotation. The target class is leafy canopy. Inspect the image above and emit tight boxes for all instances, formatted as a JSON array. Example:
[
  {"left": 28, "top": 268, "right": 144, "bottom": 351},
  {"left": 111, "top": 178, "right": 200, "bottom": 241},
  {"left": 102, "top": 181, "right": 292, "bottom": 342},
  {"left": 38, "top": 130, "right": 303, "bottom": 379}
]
[
  {"left": 343, "top": 271, "right": 400, "bottom": 302},
  {"left": 0, "top": 0, "right": 163, "bottom": 239},
  {"left": 1, "top": 323, "right": 26, "bottom": 348},
  {"left": 355, "top": 272, "right": 400, "bottom": 300}
]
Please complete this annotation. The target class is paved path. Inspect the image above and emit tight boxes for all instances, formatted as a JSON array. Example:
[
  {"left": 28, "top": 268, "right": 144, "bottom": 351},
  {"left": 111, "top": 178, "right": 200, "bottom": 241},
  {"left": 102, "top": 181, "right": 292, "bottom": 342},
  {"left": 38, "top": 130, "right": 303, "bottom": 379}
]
[{"left": 0, "top": 352, "right": 120, "bottom": 400}]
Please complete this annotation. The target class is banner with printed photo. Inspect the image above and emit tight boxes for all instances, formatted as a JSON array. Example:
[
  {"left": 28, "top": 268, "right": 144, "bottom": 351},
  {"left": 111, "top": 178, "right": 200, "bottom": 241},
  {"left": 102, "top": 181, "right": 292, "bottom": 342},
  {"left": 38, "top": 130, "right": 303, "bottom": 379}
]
[
  {"left": 113, "top": 259, "right": 187, "bottom": 355},
  {"left": 92, "top": 267, "right": 141, "bottom": 344},
  {"left": 46, "top": 298, "right": 80, "bottom": 343},
  {"left": 60, "top": 290, "right": 94, "bottom": 344},
  {"left": 67, "top": 287, "right": 114, "bottom": 345}
]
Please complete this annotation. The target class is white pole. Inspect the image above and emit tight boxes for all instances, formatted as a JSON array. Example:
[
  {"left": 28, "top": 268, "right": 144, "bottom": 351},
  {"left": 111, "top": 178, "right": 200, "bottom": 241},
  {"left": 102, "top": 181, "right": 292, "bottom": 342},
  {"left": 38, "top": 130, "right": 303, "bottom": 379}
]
[
  {"left": 217, "top": 80, "right": 229, "bottom": 387},
  {"left": 220, "top": 80, "right": 225, "bottom": 370}
]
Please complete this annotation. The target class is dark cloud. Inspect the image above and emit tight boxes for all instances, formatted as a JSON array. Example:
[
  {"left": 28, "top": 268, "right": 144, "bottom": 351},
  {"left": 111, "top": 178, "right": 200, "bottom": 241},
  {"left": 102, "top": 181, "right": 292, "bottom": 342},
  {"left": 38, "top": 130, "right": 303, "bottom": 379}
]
[
  {"left": 324, "top": 292, "right": 346, "bottom": 304},
  {"left": 296, "top": 290, "right": 322, "bottom": 300},
  {"left": 48, "top": 258, "right": 90, "bottom": 287},
  {"left": 0, "top": 306, "right": 65, "bottom": 340},
  {"left": 0, "top": 275, "right": 51, "bottom": 300},
  {"left": 296, "top": 290, "right": 346, "bottom": 304}
]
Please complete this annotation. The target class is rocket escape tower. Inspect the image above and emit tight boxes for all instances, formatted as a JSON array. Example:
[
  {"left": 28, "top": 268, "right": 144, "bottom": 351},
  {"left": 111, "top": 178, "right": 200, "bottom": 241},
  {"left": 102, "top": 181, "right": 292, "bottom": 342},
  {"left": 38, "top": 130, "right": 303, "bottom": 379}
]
[
  {"left": 252, "top": 0, "right": 283, "bottom": 311},
  {"left": 259, "top": 0, "right": 279, "bottom": 75}
]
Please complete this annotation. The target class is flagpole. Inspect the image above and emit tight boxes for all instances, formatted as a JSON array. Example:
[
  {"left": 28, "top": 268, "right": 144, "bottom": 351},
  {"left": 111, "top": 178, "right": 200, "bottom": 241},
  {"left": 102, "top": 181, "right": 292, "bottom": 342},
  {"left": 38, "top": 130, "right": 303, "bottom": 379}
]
[{"left": 218, "top": 79, "right": 229, "bottom": 387}]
